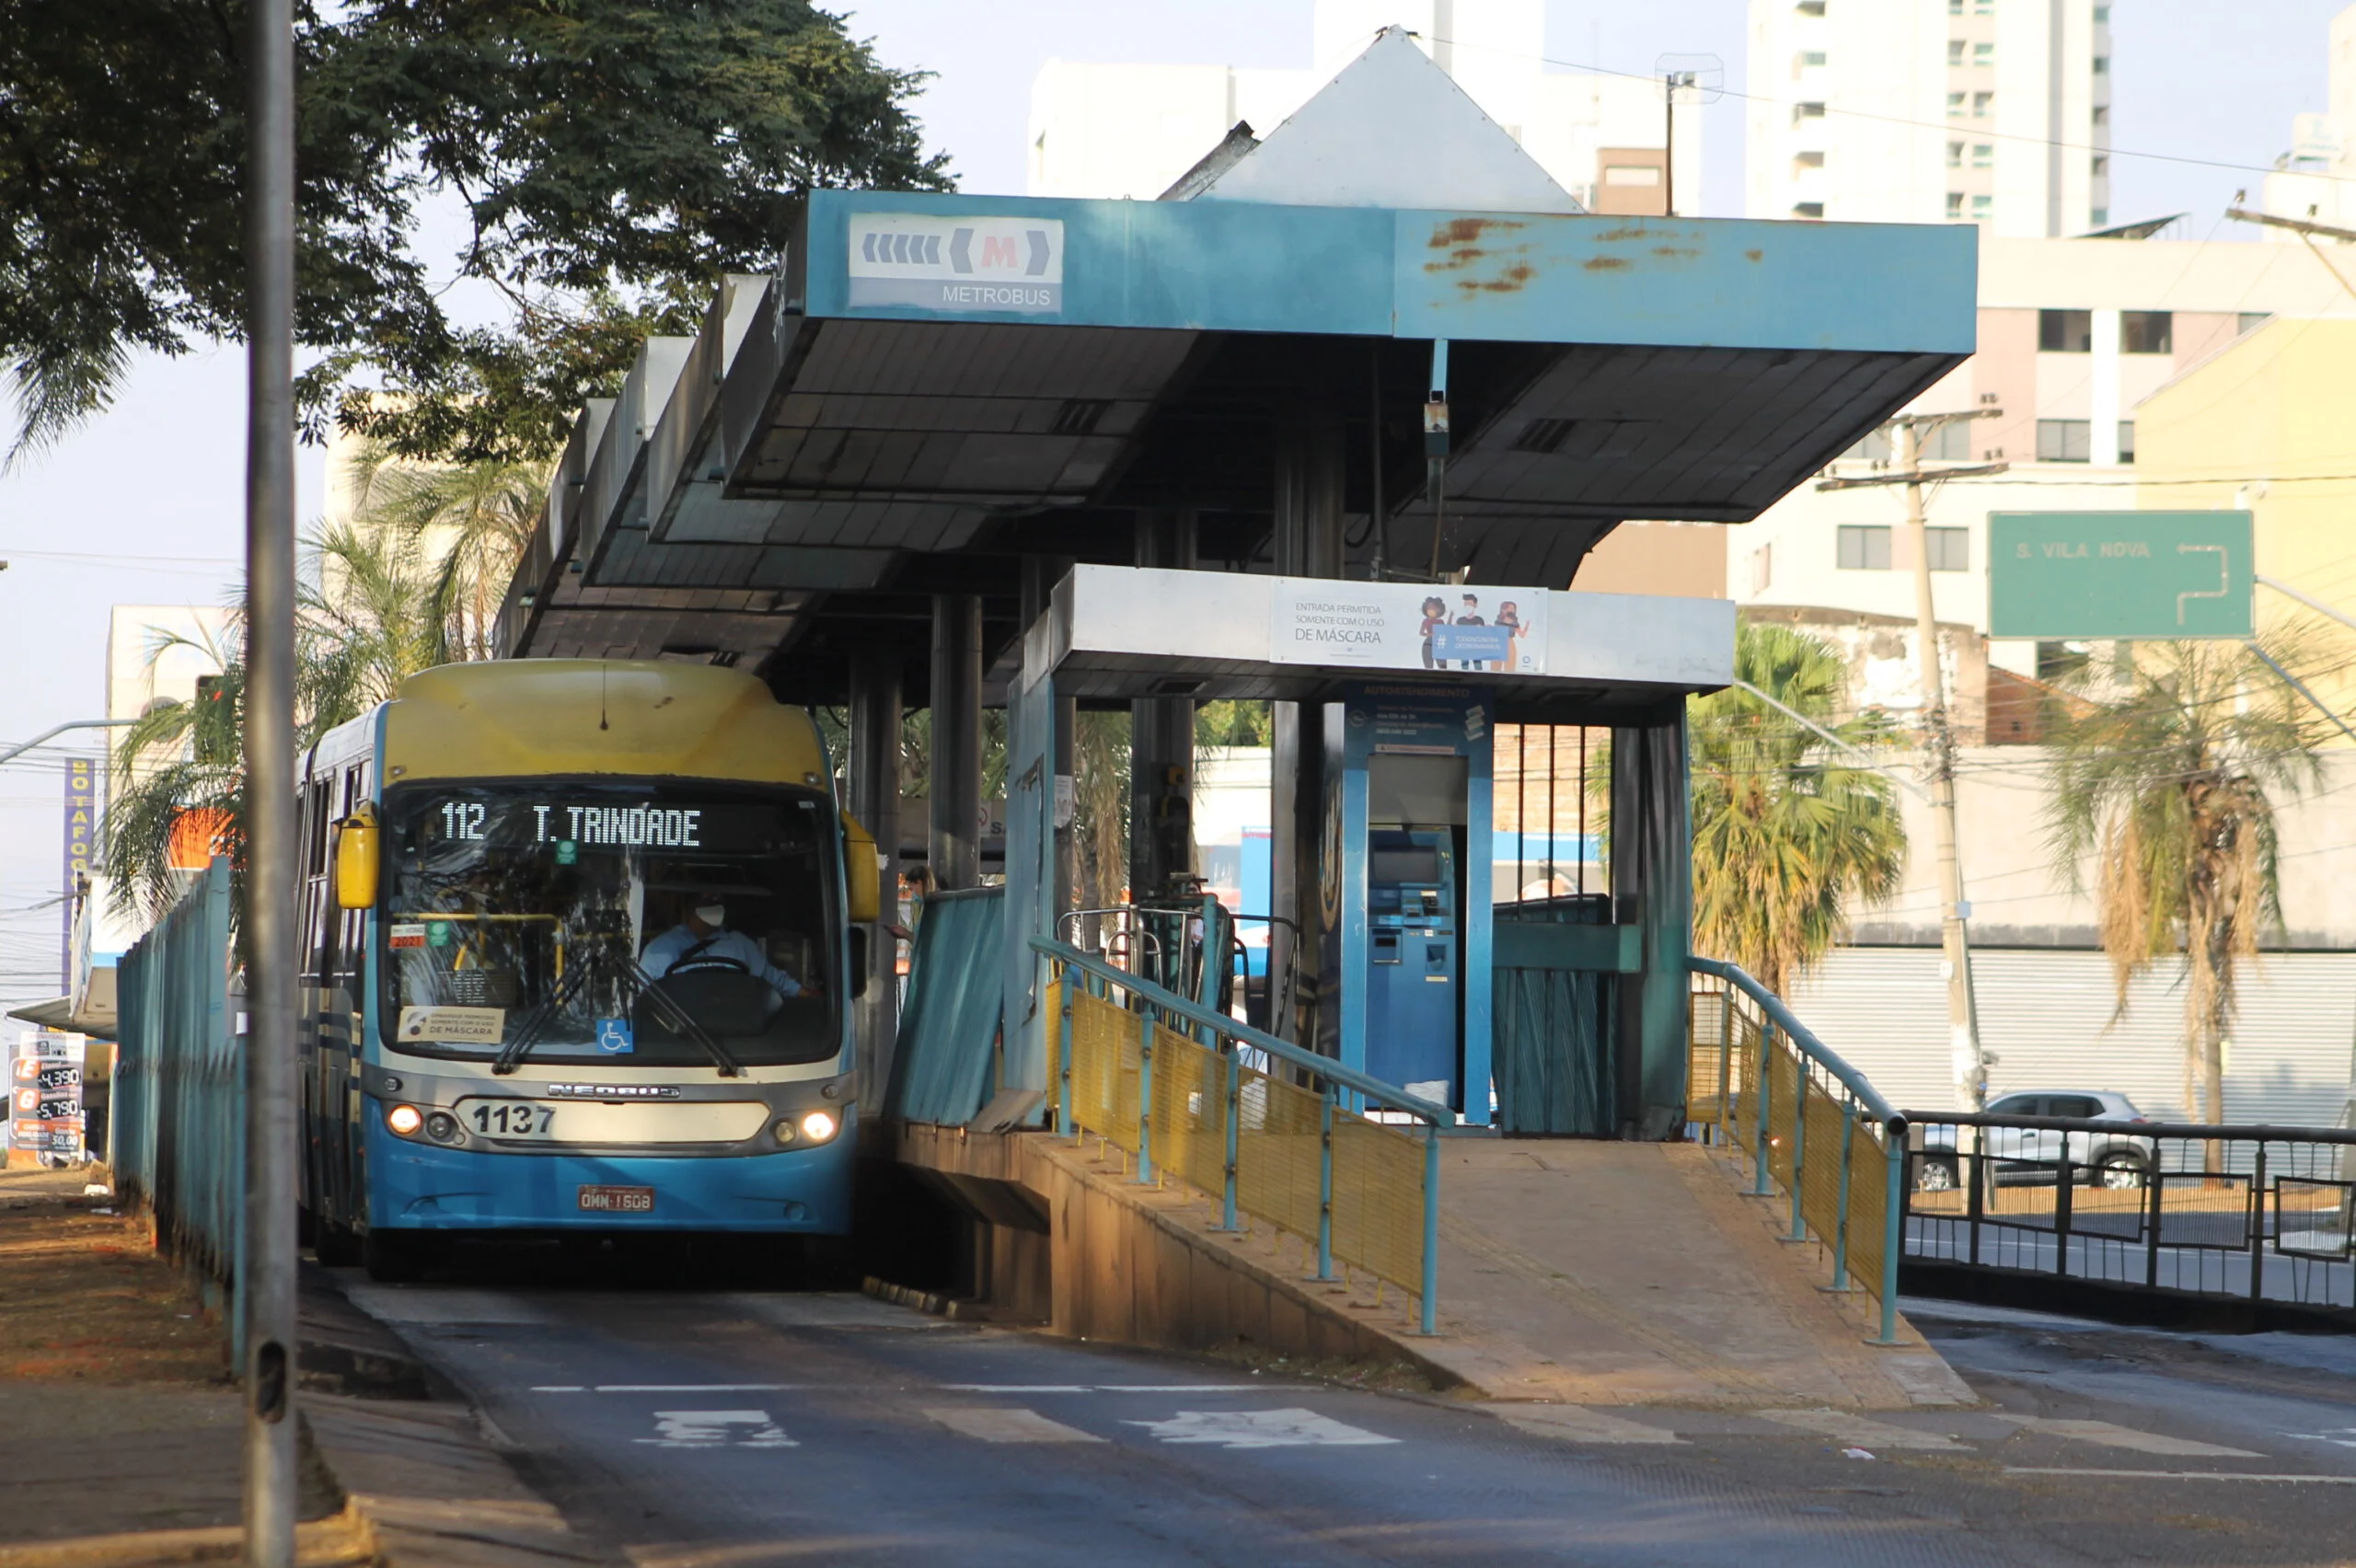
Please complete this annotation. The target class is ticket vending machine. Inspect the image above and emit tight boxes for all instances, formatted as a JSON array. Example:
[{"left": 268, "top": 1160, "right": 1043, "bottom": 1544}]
[
  {"left": 1364, "top": 829, "right": 1459, "bottom": 1091},
  {"left": 1319, "top": 684, "right": 1494, "bottom": 1122}
]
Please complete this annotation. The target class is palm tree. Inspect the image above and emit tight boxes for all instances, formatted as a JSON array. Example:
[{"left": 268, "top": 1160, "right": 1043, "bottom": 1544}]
[
  {"left": 2042, "top": 639, "right": 2329, "bottom": 1144},
  {"left": 1686, "top": 622, "right": 1909, "bottom": 997},
  {"left": 341, "top": 442, "right": 545, "bottom": 661},
  {"left": 103, "top": 524, "right": 476, "bottom": 921}
]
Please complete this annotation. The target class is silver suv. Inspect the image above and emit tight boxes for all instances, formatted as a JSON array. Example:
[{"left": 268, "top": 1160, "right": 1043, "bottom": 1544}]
[{"left": 1916, "top": 1090, "right": 2156, "bottom": 1193}]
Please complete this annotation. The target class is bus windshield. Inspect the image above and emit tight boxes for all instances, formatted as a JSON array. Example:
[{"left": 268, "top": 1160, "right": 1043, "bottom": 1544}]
[{"left": 378, "top": 780, "right": 839, "bottom": 1067}]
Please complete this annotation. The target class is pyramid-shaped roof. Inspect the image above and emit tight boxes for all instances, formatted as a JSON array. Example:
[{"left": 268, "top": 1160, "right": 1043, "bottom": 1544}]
[{"left": 1189, "top": 28, "right": 1582, "bottom": 213}]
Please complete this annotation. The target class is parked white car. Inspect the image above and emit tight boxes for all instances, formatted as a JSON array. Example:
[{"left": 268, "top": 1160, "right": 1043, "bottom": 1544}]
[{"left": 1915, "top": 1090, "right": 2157, "bottom": 1193}]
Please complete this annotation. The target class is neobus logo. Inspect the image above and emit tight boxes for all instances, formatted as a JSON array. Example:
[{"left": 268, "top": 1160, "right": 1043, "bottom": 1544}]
[{"left": 545, "top": 1083, "right": 679, "bottom": 1100}]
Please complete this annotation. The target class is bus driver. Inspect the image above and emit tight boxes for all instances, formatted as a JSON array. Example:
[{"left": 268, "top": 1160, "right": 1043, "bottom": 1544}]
[{"left": 641, "top": 894, "right": 805, "bottom": 998}]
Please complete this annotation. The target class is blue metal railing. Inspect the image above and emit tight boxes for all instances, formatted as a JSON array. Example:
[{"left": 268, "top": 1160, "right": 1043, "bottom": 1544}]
[
  {"left": 1031, "top": 936, "right": 1449, "bottom": 1334},
  {"left": 1688, "top": 955, "right": 1911, "bottom": 1344},
  {"left": 110, "top": 860, "right": 242, "bottom": 1342}
]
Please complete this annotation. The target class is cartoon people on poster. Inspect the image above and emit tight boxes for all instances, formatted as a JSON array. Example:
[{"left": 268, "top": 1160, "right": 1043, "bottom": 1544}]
[
  {"left": 1418, "top": 595, "right": 1448, "bottom": 669},
  {"left": 1493, "top": 600, "right": 1525, "bottom": 672}
]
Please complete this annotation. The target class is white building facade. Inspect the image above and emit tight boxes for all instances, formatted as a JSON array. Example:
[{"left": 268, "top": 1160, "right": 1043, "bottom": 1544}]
[
  {"left": 2262, "top": 4, "right": 2356, "bottom": 237},
  {"left": 1029, "top": 0, "right": 1697, "bottom": 213},
  {"left": 1745, "top": 0, "right": 2110, "bottom": 234}
]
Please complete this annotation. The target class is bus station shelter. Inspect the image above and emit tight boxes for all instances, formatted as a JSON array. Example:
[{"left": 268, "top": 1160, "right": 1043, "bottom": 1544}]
[{"left": 495, "top": 30, "right": 1977, "bottom": 1131}]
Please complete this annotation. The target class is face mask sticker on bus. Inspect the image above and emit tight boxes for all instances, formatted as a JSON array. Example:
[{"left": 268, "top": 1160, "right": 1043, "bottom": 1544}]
[
  {"left": 397, "top": 1006, "right": 505, "bottom": 1046},
  {"left": 595, "top": 1019, "right": 635, "bottom": 1055}
]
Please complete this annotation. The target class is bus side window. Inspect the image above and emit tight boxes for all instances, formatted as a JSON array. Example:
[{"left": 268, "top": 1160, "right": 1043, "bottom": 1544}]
[{"left": 301, "top": 778, "right": 333, "bottom": 986}]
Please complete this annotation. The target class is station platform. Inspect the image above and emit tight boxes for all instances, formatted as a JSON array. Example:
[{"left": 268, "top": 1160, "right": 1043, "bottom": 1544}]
[{"left": 890, "top": 1125, "right": 1972, "bottom": 1413}]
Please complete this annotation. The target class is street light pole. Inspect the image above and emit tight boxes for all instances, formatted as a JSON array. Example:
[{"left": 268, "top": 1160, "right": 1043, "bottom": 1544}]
[
  {"left": 241, "top": 0, "right": 299, "bottom": 1562},
  {"left": 1816, "top": 415, "right": 2006, "bottom": 1109}
]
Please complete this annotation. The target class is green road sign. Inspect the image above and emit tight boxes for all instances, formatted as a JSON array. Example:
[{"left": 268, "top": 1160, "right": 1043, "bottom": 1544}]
[{"left": 1989, "top": 511, "right": 2253, "bottom": 640}]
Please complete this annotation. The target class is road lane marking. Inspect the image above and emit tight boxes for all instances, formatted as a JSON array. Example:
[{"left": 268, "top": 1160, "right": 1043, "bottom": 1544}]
[
  {"left": 599, "top": 1384, "right": 800, "bottom": 1393},
  {"left": 633, "top": 1411, "right": 796, "bottom": 1448},
  {"left": 2287, "top": 1427, "right": 2356, "bottom": 1449},
  {"left": 2005, "top": 1468, "right": 2356, "bottom": 1483},
  {"left": 938, "top": 1384, "right": 1305, "bottom": 1394},
  {"left": 1495, "top": 1406, "right": 1684, "bottom": 1446},
  {"left": 940, "top": 1385, "right": 1092, "bottom": 1393},
  {"left": 1989, "top": 1415, "right": 2261, "bottom": 1458},
  {"left": 1126, "top": 1409, "right": 1397, "bottom": 1448},
  {"left": 926, "top": 1408, "right": 1105, "bottom": 1444},
  {"left": 1757, "top": 1410, "right": 1968, "bottom": 1451}
]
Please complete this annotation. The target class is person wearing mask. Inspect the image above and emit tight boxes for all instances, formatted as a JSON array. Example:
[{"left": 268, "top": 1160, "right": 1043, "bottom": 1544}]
[{"left": 642, "top": 894, "right": 805, "bottom": 998}]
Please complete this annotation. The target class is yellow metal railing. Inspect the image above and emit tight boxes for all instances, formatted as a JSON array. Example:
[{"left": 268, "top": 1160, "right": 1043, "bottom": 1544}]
[
  {"left": 1040, "top": 938, "right": 1445, "bottom": 1332},
  {"left": 1688, "top": 957, "right": 1907, "bottom": 1342}
]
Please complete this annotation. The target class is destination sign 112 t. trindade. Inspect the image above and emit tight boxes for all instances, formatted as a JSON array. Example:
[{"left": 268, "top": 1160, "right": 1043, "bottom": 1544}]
[{"left": 1988, "top": 511, "right": 2253, "bottom": 640}]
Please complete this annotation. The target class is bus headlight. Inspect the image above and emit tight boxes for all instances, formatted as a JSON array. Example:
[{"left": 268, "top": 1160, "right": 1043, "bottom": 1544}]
[
  {"left": 424, "top": 1111, "right": 461, "bottom": 1145},
  {"left": 772, "top": 1118, "right": 798, "bottom": 1145},
  {"left": 799, "top": 1110, "right": 838, "bottom": 1144},
  {"left": 386, "top": 1103, "right": 424, "bottom": 1137}
]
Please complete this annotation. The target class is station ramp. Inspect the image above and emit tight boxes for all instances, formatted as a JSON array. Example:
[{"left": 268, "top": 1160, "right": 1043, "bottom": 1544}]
[{"left": 881, "top": 928, "right": 1969, "bottom": 1413}]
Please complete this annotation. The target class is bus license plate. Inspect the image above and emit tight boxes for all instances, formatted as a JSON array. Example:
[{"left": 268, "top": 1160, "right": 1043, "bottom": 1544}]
[{"left": 578, "top": 1185, "right": 654, "bottom": 1214}]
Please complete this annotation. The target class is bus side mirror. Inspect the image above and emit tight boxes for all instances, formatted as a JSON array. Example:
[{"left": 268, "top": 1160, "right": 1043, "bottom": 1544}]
[
  {"left": 334, "top": 811, "right": 379, "bottom": 910},
  {"left": 840, "top": 813, "right": 880, "bottom": 924},
  {"left": 849, "top": 928, "right": 871, "bottom": 998}
]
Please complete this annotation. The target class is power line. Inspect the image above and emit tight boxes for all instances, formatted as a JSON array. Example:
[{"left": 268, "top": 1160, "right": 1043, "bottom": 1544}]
[{"left": 1430, "top": 30, "right": 2356, "bottom": 190}]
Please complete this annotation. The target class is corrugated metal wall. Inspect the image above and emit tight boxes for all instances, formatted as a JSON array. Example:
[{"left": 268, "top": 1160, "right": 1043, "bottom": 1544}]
[{"left": 1781, "top": 947, "right": 2356, "bottom": 1127}]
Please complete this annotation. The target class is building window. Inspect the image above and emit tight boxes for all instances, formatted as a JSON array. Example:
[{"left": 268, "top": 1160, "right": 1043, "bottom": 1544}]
[
  {"left": 2093, "top": 105, "right": 2108, "bottom": 125},
  {"left": 1843, "top": 428, "right": 1893, "bottom": 463},
  {"left": 2038, "top": 308, "right": 2093, "bottom": 352},
  {"left": 1971, "top": 193, "right": 1992, "bottom": 219},
  {"left": 1947, "top": 91, "right": 1967, "bottom": 116},
  {"left": 1793, "top": 202, "right": 1826, "bottom": 220},
  {"left": 1800, "top": 50, "right": 1827, "bottom": 66},
  {"left": 1750, "top": 543, "right": 1774, "bottom": 594},
  {"left": 1947, "top": 0, "right": 1961, "bottom": 11},
  {"left": 2120, "top": 311, "right": 2173, "bottom": 353},
  {"left": 2117, "top": 421, "right": 2136, "bottom": 465},
  {"left": 1973, "top": 143, "right": 1994, "bottom": 167},
  {"left": 1795, "top": 101, "right": 1827, "bottom": 124},
  {"left": 2091, "top": 155, "right": 2108, "bottom": 178},
  {"left": 1972, "top": 91, "right": 1994, "bottom": 117},
  {"left": 1927, "top": 528, "right": 1969, "bottom": 571},
  {"left": 1946, "top": 191, "right": 1965, "bottom": 219},
  {"left": 2095, "top": 5, "right": 2111, "bottom": 20},
  {"left": 1797, "top": 0, "right": 1826, "bottom": 14},
  {"left": 1973, "top": 42, "right": 1994, "bottom": 64},
  {"left": 2093, "top": 56, "right": 2109, "bottom": 74},
  {"left": 1948, "top": 39, "right": 1967, "bottom": 65},
  {"left": 2238, "top": 311, "right": 2272, "bottom": 334},
  {"left": 1794, "top": 149, "right": 1826, "bottom": 168},
  {"left": 1973, "top": 0, "right": 1992, "bottom": 11},
  {"left": 1923, "top": 421, "right": 1972, "bottom": 460},
  {"left": 2037, "top": 419, "right": 2092, "bottom": 462},
  {"left": 1838, "top": 525, "right": 1893, "bottom": 570},
  {"left": 1946, "top": 141, "right": 1965, "bottom": 167},
  {"left": 2090, "top": 207, "right": 2108, "bottom": 226}
]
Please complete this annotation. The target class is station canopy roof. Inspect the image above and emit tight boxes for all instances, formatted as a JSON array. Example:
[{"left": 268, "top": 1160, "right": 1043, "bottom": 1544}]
[{"left": 500, "top": 29, "right": 1977, "bottom": 704}]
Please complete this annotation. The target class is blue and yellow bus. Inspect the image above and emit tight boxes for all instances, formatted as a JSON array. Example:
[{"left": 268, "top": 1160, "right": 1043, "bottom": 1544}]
[{"left": 295, "top": 661, "right": 877, "bottom": 1281}]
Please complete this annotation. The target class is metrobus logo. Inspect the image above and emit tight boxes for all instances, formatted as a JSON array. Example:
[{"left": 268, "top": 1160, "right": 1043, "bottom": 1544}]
[{"left": 847, "top": 214, "right": 1064, "bottom": 316}]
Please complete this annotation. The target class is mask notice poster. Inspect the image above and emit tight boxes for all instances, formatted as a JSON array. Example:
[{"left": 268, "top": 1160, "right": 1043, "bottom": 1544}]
[
  {"left": 1269, "top": 579, "right": 1546, "bottom": 675},
  {"left": 9, "top": 1032, "right": 85, "bottom": 1167}
]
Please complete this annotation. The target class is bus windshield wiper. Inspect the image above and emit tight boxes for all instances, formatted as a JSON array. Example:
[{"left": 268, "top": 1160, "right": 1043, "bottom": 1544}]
[
  {"left": 626, "top": 957, "right": 745, "bottom": 1078},
  {"left": 490, "top": 949, "right": 743, "bottom": 1078}
]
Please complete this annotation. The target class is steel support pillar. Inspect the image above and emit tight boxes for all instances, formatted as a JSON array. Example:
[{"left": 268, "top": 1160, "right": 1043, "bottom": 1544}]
[
  {"left": 1129, "top": 511, "right": 1197, "bottom": 902},
  {"left": 1021, "top": 557, "right": 1077, "bottom": 943},
  {"left": 930, "top": 594, "right": 983, "bottom": 891},
  {"left": 1268, "top": 409, "right": 1345, "bottom": 1043},
  {"left": 847, "top": 651, "right": 902, "bottom": 1101}
]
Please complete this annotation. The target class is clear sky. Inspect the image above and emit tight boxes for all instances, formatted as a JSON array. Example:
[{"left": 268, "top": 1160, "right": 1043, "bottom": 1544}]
[{"left": 0, "top": 0, "right": 2343, "bottom": 1005}]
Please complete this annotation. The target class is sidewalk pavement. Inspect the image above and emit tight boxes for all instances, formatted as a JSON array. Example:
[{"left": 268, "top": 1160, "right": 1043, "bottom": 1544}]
[{"left": 0, "top": 1168, "right": 601, "bottom": 1568}]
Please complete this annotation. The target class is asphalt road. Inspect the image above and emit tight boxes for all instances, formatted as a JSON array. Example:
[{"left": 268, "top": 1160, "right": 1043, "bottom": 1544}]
[{"left": 338, "top": 1254, "right": 2356, "bottom": 1567}]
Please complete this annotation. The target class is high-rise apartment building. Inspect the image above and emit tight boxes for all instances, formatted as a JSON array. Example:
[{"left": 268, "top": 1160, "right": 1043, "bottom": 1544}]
[
  {"left": 2262, "top": 5, "right": 2356, "bottom": 235},
  {"left": 1745, "top": 0, "right": 2111, "bottom": 234}
]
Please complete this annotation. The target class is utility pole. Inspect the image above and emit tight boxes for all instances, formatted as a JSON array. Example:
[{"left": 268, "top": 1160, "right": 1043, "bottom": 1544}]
[
  {"left": 1661, "top": 70, "right": 1696, "bottom": 218},
  {"left": 242, "top": 0, "right": 299, "bottom": 1562},
  {"left": 1817, "top": 415, "right": 2004, "bottom": 1108}
]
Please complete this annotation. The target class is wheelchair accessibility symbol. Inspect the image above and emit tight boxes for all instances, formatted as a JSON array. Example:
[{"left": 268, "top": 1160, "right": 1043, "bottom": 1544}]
[{"left": 595, "top": 1018, "right": 635, "bottom": 1055}]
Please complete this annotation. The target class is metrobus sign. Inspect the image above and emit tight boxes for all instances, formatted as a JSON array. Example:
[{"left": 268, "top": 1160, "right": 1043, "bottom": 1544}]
[{"left": 1988, "top": 511, "right": 2253, "bottom": 640}]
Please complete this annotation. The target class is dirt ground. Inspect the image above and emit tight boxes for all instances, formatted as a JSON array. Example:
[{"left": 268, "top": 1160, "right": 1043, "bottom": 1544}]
[{"left": 0, "top": 1165, "right": 345, "bottom": 1550}]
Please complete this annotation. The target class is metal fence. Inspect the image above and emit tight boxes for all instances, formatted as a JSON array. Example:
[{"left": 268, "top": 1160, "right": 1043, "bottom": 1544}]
[
  {"left": 1035, "top": 936, "right": 1448, "bottom": 1333},
  {"left": 1900, "top": 1110, "right": 2356, "bottom": 1321},
  {"left": 110, "top": 861, "right": 242, "bottom": 1318},
  {"left": 1687, "top": 955, "right": 1909, "bottom": 1341}
]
